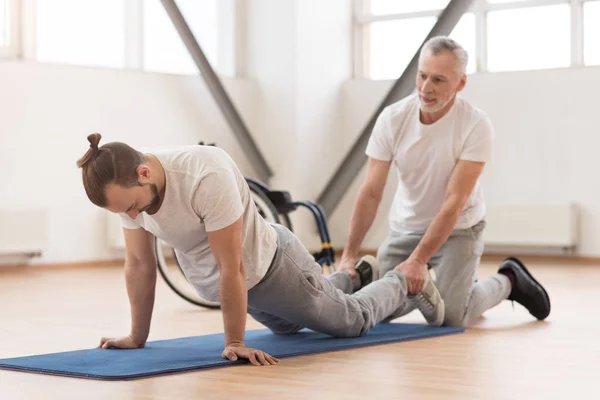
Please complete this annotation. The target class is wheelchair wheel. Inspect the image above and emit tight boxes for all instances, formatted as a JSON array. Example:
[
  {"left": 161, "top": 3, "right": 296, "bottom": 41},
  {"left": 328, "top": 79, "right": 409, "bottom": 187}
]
[
  {"left": 156, "top": 179, "right": 283, "bottom": 309},
  {"left": 246, "top": 180, "right": 280, "bottom": 225},
  {"left": 245, "top": 179, "right": 294, "bottom": 231},
  {"left": 280, "top": 213, "right": 293, "bottom": 232},
  {"left": 155, "top": 239, "right": 221, "bottom": 309}
]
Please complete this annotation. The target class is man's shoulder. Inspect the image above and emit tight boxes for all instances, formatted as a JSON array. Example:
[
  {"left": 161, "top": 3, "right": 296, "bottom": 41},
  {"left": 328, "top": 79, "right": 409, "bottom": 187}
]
[
  {"left": 385, "top": 93, "right": 419, "bottom": 118},
  {"left": 149, "top": 144, "right": 226, "bottom": 159},
  {"left": 151, "top": 145, "right": 235, "bottom": 174},
  {"left": 455, "top": 96, "right": 490, "bottom": 123},
  {"left": 453, "top": 98, "right": 494, "bottom": 146}
]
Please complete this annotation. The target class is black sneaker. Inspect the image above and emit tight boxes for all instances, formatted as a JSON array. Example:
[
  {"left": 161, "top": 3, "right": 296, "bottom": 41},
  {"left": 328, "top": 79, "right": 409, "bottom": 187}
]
[
  {"left": 498, "top": 257, "right": 551, "bottom": 320},
  {"left": 355, "top": 255, "right": 380, "bottom": 289}
]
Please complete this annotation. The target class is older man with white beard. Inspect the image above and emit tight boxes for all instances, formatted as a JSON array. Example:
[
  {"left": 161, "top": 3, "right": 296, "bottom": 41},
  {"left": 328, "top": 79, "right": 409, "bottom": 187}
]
[{"left": 338, "top": 36, "right": 551, "bottom": 327}]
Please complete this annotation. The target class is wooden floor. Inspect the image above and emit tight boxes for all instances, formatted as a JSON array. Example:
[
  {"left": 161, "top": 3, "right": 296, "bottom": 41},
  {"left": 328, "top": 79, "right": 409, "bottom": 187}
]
[{"left": 0, "top": 258, "right": 597, "bottom": 399}]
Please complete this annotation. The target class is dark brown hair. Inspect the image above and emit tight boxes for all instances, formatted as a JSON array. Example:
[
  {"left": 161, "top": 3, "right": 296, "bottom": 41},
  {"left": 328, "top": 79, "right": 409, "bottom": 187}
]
[{"left": 76, "top": 133, "right": 146, "bottom": 207}]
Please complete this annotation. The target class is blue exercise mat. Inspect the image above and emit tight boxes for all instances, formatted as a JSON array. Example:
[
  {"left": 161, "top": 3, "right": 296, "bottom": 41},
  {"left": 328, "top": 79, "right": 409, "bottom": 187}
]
[{"left": 0, "top": 323, "right": 463, "bottom": 380}]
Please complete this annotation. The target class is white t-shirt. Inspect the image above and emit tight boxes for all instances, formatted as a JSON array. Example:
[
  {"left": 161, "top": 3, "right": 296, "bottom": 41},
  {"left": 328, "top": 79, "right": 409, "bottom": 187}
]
[
  {"left": 119, "top": 145, "right": 278, "bottom": 302},
  {"left": 366, "top": 93, "right": 493, "bottom": 234}
]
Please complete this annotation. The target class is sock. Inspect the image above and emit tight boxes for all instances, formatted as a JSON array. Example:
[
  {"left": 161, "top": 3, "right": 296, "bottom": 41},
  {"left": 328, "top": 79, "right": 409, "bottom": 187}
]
[
  {"left": 352, "top": 272, "right": 362, "bottom": 291},
  {"left": 499, "top": 269, "right": 516, "bottom": 289}
]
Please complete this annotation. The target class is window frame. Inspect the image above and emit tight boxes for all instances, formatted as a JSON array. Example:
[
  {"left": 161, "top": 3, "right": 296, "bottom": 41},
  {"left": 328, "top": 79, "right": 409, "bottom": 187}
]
[
  {"left": 0, "top": 0, "right": 22, "bottom": 59},
  {"left": 12, "top": 0, "right": 238, "bottom": 76},
  {"left": 582, "top": 0, "right": 600, "bottom": 66},
  {"left": 354, "top": 0, "right": 593, "bottom": 79}
]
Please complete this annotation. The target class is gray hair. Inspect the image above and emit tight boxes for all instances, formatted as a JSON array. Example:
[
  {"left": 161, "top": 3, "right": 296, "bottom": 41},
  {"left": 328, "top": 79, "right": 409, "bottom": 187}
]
[{"left": 420, "top": 36, "right": 468, "bottom": 76}]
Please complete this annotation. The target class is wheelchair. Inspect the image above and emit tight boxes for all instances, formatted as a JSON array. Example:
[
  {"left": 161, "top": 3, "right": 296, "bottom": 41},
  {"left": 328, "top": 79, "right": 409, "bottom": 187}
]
[{"left": 155, "top": 143, "right": 335, "bottom": 309}]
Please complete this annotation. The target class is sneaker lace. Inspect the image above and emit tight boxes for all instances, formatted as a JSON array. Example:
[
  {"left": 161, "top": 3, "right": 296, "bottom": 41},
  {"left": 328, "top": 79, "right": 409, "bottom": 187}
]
[{"left": 415, "top": 292, "right": 434, "bottom": 312}]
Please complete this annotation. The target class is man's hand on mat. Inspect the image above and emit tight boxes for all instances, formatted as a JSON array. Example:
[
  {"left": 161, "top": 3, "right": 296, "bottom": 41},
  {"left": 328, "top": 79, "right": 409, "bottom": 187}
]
[
  {"left": 99, "top": 335, "right": 144, "bottom": 350},
  {"left": 222, "top": 343, "right": 279, "bottom": 366},
  {"left": 395, "top": 258, "right": 427, "bottom": 296}
]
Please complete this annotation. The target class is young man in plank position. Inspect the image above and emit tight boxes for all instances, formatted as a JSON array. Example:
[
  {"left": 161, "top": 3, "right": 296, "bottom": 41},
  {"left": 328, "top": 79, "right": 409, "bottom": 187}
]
[{"left": 77, "top": 133, "right": 445, "bottom": 366}]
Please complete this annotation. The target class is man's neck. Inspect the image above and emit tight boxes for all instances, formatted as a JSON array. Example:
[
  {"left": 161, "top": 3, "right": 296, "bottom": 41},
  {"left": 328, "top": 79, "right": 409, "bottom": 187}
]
[{"left": 146, "top": 154, "right": 167, "bottom": 210}]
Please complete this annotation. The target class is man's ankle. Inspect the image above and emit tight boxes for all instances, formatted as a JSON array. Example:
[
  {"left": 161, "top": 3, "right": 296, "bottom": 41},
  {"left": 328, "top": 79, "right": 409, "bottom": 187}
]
[
  {"left": 352, "top": 271, "right": 362, "bottom": 291},
  {"left": 499, "top": 269, "right": 516, "bottom": 288}
]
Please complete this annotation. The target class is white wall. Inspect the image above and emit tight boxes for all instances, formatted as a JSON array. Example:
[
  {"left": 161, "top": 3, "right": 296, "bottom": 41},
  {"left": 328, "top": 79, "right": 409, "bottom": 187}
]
[
  {"left": 0, "top": 61, "right": 260, "bottom": 263},
  {"left": 339, "top": 66, "right": 600, "bottom": 256},
  {"left": 241, "top": 0, "right": 296, "bottom": 190},
  {"left": 243, "top": 0, "right": 352, "bottom": 249}
]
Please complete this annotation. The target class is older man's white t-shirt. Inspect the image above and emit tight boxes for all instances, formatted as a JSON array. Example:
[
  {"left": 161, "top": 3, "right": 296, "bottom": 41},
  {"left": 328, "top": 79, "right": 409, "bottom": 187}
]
[
  {"left": 366, "top": 93, "right": 493, "bottom": 234},
  {"left": 119, "top": 145, "right": 278, "bottom": 302}
]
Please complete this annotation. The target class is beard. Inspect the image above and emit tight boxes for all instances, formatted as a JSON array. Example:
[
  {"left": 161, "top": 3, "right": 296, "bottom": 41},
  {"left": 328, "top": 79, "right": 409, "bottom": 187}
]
[
  {"left": 139, "top": 183, "right": 161, "bottom": 214},
  {"left": 148, "top": 183, "right": 160, "bottom": 209},
  {"left": 419, "top": 94, "right": 455, "bottom": 113}
]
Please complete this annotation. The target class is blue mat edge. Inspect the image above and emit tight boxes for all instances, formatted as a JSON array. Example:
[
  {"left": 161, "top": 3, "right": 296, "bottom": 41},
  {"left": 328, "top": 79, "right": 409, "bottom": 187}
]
[{"left": 0, "top": 326, "right": 465, "bottom": 381}]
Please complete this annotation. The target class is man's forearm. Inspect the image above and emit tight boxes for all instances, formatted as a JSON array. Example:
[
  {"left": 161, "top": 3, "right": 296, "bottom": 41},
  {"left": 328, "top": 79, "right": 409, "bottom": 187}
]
[
  {"left": 125, "top": 259, "right": 157, "bottom": 346},
  {"left": 411, "top": 197, "right": 464, "bottom": 264},
  {"left": 342, "top": 188, "right": 382, "bottom": 260},
  {"left": 220, "top": 266, "right": 247, "bottom": 346}
]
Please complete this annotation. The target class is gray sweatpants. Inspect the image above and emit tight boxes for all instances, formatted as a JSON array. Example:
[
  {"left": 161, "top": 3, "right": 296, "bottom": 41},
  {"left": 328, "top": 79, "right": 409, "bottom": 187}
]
[
  {"left": 247, "top": 224, "right": 408, "bottom": 337},
  {"left": 377, "top": 219, "right": 511, "bottom": 327}
]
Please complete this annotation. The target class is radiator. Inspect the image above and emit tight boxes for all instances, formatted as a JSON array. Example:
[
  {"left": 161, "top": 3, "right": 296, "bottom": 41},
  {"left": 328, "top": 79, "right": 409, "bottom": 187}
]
[
  {"left": 482, "top": 203, "right": 579, "bottom": 255},
  {"left": 0, "top": 209, "right": 48, "bottom": 257}
]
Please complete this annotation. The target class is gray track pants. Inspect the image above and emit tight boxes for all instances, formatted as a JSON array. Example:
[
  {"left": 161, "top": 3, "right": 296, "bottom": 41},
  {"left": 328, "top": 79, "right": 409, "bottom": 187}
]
[
  {"left": 377, "top": 220, "right": 511, "bottom": 327},
  {"left": 247, "top": 224, "right": 408, "bottom": 337}
]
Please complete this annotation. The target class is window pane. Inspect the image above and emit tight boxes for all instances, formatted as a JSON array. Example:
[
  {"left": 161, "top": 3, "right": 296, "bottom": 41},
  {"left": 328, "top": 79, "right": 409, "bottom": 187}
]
[
  {"left": 449, "top": 13, "right": 476, "bottom": 74},
  {"left": 584, "top": 1, "right": 600, "bottom": 66},
  {"left": 143, "top": 0, "right": 218, "bottom": 75},
  {"left": 0, "top": 0, "right": 7, "bottom": 46},
  {"left": 36, "top": 0, "right": 126, "bottom": 68},
  {"left": 368, "top": 17, "right": 436, "bottom": 80},
  {"left": 487, "top": 5, "right": 570, "bottom": 72},
  {"left": 370, "top": 0, "right": 449, "bottom": 15}
]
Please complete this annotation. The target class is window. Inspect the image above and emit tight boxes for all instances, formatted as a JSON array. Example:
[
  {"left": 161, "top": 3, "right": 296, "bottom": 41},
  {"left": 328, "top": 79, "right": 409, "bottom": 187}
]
[
  {"left": 0, "top": 0, "right": 20, "bottom": 58},
  {"left": 363, "top": 11, "right": 475, "bottom": 80},
  {"left": 358, "top": 1, "right": 477, "bottom": 79},
  {"left": 0, "top": 0, "right": 6, "bottom": 46},
  {"left": 23, "top": 0, "right": 229, "bottom": 74},
  {"left": 35, "top": 0, "right": 126, "bottom": 68},
  {"left": 449, "top": 13, "right": 476, "bottom": 74},
  {"left": 143, "top": 0, "right": 219, "bottom": 75},
  {"left": 369, "top": 0, "right": 449, "bottom": 15},
  {"left": 584, "top": 1, "right": 600, "bottom": 66},
  {"left": 367, "top": 17, "right": 436, "bottom": 80},
  {"left": 487, "top": 4, "right": 571, "bottom": 72},
  {"left": 357, "top": 0, "right": 596, "bottom": 77},
  {"left": 0, "top": 0, "right": 18, "bottom": 54}
]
